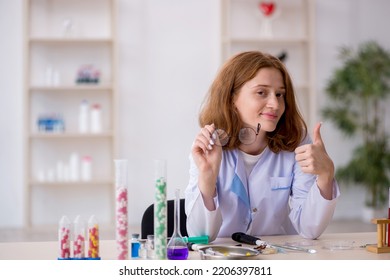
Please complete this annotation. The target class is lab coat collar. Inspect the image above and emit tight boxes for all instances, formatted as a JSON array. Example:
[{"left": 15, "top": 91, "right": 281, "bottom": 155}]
[{"left": 230, "top": 150, "right": 250, "bottom": 209}]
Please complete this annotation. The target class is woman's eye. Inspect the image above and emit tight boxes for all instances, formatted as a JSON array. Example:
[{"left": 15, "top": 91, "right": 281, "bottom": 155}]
[{"left": 276, "top": 92, "right": 285, "bottom": 98}]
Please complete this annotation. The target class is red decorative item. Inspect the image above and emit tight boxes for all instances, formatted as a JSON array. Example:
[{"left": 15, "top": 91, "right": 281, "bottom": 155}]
[{"left": 259, "top": 2, "right": 276, "bottom": 17}]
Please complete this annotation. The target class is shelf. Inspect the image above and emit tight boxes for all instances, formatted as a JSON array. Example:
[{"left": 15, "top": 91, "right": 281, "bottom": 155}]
[
  {"left": 29, "top": 180, "right": 113, "bottom": 186},
  {"left": 29, "top": 38, "right": 113, "bottom": 44},
  {"left": 224, "top": 37, "right": 310, "bottom": 45},
  {"left": 24, "top": 0, "right": 117, "bottom": 227},
  {"left": 29, "top": 132, "right": 114, "bottom": 139},
  {"left": 29, "top": 85, "right": 113, "bottom": 92}
]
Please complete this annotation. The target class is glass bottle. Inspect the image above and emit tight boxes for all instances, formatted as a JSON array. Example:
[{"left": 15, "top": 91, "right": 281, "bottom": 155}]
[
  {"left": 131, "top": 233, "right": 140, "bottom": 258},
  {"left": 146, "top": 234, "right": 155, "bottom": 259},
  {"left": 167, "top": 188, "right": 189, "bottom": 260},
  {"left": 139, "top": 239, "right": 147, "bottom": 259}
]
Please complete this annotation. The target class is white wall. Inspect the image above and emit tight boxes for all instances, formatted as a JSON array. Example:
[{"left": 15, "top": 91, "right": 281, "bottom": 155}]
[
  {"left": 1, "top": 0, "right": 390, "bottom": 228},
  {"left": 315, "top": 0, "right": 390, "bottom": 219},
  {"left": 0, "top": 0, "right": 24, "bottom": 227},
  {"left": 115, "top": 0, "right": 221, "bottom": 227}
]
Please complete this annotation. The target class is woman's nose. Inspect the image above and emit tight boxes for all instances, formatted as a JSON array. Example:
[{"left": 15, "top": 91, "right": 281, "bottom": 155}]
[{"left": 266, "top": 93, "right": 279, "bottom": 109}]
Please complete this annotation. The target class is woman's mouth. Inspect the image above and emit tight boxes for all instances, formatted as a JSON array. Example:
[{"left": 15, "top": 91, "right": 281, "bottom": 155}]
[{"left": 261, "top": 112, "right": 278, "bottom": 120}]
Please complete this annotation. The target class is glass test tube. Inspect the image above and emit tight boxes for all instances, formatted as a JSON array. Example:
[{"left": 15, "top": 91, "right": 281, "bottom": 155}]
[
  {"left": 58, "top": 215, "right": 71, "bottom": 259},
  {"left": 154, "top": 159, "right": 167, "bottom": 259},
  {"left": 88, "top": 215, "right": 100, "bottom": 259},
  {"left": 114, "top": 159, "right": 129, "bottom": 260},
  {"left": 146, "top": 234, "right": 155, "bottom": 259},
  {"left": 73, "top": 215, "right": 86, "bottom": 259}
]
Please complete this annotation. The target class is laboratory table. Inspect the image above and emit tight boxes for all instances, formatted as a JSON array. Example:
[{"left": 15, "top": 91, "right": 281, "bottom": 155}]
[{"left": 0, "top": 232, "right": 389, "bottom": 260}]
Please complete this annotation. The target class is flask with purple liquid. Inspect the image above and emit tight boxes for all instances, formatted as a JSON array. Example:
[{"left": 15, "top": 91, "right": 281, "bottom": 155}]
[{"left": 167, "top": 188, "right": 189, "bottom": 260}]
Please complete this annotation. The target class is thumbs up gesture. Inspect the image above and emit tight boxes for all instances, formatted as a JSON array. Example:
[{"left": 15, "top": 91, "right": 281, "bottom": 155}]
[{"left": 295, "top": 123, "right": 335, "bottom": 199}]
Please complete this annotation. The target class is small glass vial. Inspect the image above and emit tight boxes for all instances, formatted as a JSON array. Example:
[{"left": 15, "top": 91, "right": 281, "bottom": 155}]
[
  {"left": 131, "top": 233, "right": 140, "bottom": 259},
  {"left": 146, "top": 234, "right": 155, "bottom": 260},
  {"left": 139, "top": 240, "right": 147, "bottom": 259}
]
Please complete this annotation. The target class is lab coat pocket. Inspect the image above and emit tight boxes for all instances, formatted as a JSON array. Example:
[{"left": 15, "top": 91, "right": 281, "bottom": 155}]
[
  {"left": 270, "top": 176, "right": 293, "bottom": 191},
  {"left": 270, "top": 176, "right": 293, "bottom": 219}
]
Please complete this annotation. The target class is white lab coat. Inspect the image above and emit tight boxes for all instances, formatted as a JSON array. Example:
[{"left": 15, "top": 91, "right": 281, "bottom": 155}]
[{"left": 185, "top": 136, "right": 340, "bottom": 242}]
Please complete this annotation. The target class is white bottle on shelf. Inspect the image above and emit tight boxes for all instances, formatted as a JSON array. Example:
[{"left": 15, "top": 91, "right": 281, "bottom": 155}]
[
  {"left": 90, "top": 103, "right": 102, "bottom": 133},
  {"left": 78, "top": 100, "right": 89, "bottom": 133},
  {"left": 45, "top": 66, "right": 53, "bottom": 86},
  {"left": 69, "top": 152, "right": 80, "bottom": 181},
  {"left": 56, "top": 160, "right": 64, "bottom": 182},
  {"left": 52, "top": 70, "right": 60, "bottom": 86},
  {"left": 81, "top": 156, "right": 92, "bottom": 181},
  {"left": 63, "top": 165, "right": 70, "bottom": 182}
]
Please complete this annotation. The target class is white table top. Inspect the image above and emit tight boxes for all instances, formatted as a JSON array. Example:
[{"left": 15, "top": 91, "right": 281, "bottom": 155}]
[{"left": 0, "top": 232, "right": 389, "bottom": 260}]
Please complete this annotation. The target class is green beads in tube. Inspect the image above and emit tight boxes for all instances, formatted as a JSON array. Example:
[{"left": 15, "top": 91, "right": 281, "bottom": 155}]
[{"left": 154, "top": 159, "right": 167, "bottom": 259}]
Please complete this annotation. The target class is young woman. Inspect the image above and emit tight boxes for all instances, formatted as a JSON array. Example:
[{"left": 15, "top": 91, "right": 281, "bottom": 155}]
[{"left": 185, "top": 51, "right": 339, "bottom": 242}]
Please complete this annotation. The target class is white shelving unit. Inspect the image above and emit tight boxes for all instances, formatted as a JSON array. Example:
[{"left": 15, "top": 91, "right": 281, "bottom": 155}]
[
  {"left": 220, "top": 0, "right": 316, "bottom": 128},
  {"left": 23, "top": 0, "right": 117, "bottom": 227}
]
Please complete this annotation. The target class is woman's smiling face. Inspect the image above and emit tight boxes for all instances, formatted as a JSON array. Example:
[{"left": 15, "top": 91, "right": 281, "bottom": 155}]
[{"left": 233, "top": 67, "right": 286, "bottom": 133}]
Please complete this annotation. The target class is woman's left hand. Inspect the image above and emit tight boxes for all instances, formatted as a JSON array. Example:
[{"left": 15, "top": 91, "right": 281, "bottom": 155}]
[{"left": 294, "top": 122, "right": 335, "bottom": 199}]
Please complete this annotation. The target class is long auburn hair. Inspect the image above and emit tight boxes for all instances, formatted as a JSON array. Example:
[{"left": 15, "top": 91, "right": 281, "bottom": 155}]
[{"left": 199, "top": 51, "right": 307, "bottom": 153}]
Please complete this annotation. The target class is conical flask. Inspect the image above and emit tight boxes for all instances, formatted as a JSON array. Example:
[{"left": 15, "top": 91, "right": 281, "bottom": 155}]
[{"left": 167, "top": 188, "right": 189, "bottom": 260}]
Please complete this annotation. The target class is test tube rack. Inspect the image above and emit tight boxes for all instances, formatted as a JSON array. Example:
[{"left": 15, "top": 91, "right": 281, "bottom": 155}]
[{"left": 366, "top": 218, "right": 390, "bottom": 253}]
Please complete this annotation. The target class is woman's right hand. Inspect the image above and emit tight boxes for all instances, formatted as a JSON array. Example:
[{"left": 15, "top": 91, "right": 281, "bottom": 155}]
[{"left": 191, "top": 124, "right": 223, "bottom": 205}]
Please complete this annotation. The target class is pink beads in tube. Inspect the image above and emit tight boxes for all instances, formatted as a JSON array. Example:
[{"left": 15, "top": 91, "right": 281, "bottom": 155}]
[
  {"left": 114, "top": 159, "right": 129, "bottom": 260},
  {"left": 58, "top": 215, "right": 71, "bottom": 260},
  {"left": 73, "top": 215, "right": 86, "bottom": 259}
]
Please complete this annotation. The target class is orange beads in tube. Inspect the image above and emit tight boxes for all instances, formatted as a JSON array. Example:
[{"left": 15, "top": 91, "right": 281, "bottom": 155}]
[{"left": 88, "top": 215, "right": 101, "bottom": 260}]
